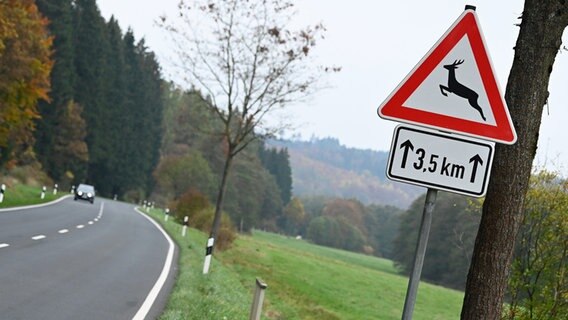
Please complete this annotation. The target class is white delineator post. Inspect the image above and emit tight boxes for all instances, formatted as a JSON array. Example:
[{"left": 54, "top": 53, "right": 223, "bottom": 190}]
[
  {"left": 53, "top": 183, "right": 58, "bottom": 195},
  {"left": 41, "top": 186, "right": 46, "bottom": 199},
  {"left": 164, "top": 208, "right": 170, "bottom": 221},
  {"left": 0, "top": 184, "right": 6, "bottom": 203},
  {"left": 70, "top": 185, "right": 75, "bottom": 194},
  {"left": 203, "top": 237, "right": 215, "bottom": 274},
  {"left": 182, "top": 216, "right": 188, "bottom": 237}
]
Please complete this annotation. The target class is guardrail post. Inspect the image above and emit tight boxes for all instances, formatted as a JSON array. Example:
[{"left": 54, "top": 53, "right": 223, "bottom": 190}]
[{"left": 249, "top": 278, "right": 268, "bottom": 320}]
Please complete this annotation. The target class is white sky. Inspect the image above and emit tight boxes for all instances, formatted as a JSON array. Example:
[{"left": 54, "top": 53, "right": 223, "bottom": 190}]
[{"left": 98, "top": 0, "right": 568, "bottom": 174}]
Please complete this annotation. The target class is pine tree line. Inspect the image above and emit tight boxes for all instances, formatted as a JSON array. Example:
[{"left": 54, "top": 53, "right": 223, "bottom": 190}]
[{"left": 34, "top": 0, "right": 163, "bottom": 197}]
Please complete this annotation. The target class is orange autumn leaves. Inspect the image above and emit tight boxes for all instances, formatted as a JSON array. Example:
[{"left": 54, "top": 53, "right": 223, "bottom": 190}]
[{"left": 0, "top": 0, "right": 53, "bottom": 160}]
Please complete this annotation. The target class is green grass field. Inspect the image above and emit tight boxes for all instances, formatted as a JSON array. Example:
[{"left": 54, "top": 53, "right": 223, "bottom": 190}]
[
  {"left": 145, "top": 209, "right": 464, "bottom": 319},
  {"left": 0, "top": 184, "right": 66, "bottom": 208}
]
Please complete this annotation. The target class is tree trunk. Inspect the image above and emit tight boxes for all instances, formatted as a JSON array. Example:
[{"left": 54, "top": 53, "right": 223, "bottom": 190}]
[
  {"left": 209, "top": 153, "right": 234, "bottom": 246},
  {"left": 461, "top": 1, "right": 568, "bottom": 319}
]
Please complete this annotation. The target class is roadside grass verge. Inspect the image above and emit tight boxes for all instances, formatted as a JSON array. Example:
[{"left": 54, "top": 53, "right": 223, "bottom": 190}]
[
  {"left": 144, "top": 209, "right": 252, "bottom": 320},
  {"left": 0, "top": 184, "right": 66, "bottom": 209},
  {"left": 145, "top": 208, "right": 464, "bottom": 320}
]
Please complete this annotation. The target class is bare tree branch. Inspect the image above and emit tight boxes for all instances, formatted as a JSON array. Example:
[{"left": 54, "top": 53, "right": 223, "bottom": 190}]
[{"left": 158, "top": 0, "right": 338, "bottom": 265}]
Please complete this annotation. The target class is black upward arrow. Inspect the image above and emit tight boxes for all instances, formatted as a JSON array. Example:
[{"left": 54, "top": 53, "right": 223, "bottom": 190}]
[
  {"left": 469, "top": 154, "right": 484, "bottom": 183},
  {"left": 400, "top": 139, "right": 414, "bottom": 169}
]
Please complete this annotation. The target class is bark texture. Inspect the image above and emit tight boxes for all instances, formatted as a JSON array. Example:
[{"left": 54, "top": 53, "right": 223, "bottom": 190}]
[{"left": 461, "top": 1, "right": 568, "bottom": 319}]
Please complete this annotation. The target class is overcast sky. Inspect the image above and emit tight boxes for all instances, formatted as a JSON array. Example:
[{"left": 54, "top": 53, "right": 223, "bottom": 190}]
[{"left": 97, "top": 0, "right": 567, "bottom": 173}]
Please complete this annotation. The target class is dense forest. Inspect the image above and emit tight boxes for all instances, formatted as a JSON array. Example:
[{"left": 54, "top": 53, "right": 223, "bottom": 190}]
[{"left": 33, "top": 0, "right": 163, "bottom": 196}]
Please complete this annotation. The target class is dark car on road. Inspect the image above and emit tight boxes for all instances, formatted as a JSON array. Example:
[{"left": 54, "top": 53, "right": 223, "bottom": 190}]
[{"left": 74, "top": 184, "right": 95, "bottom": 204}]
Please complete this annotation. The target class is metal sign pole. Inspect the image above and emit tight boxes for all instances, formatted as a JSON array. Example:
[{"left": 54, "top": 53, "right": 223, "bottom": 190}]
[{"left": 401, "top": 188, "right": 437, "bottom": 319}]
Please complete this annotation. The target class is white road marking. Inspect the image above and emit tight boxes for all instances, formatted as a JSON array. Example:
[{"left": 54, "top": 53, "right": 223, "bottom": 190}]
[
  {"left": 98, "top": 202, "right": 104, "bottom": 219},
  {"left": 0, "top": 195, "right": 72, "bottom": 213},
  {"left": 2, "top": 199, "right": 105, "bottom": 249},
  {"left": 132, "top": 208, "right": 175, "bottom": 320}
]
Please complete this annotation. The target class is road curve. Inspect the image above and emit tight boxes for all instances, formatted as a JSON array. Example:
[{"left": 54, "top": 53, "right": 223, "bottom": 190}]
[{"left": 0, "top": 196, "right": 177, "bottom": 320}]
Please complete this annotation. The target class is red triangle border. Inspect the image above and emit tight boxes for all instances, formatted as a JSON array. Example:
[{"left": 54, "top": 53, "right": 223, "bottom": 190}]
[{"left": 378, "top": 10, "right": 517, "bottom": 144}]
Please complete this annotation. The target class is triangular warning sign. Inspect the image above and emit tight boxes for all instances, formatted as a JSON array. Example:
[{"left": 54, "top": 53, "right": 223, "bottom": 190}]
[{"left": 378, "top": 8, "right": 517, "bottom": 144}]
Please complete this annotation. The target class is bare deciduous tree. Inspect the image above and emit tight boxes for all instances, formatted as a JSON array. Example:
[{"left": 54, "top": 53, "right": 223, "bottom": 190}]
[{"left": 159, "top": 0, "right": 338, "bottom": 269}]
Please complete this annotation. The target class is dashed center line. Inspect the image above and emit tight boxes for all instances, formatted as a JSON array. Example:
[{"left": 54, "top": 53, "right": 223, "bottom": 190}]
[{"left": 0, "top": 201, "right": 106, "bottom": 251}]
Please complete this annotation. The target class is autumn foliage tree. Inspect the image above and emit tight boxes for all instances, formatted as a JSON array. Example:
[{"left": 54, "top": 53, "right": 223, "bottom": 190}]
[
  {"left": 281, "top": 197, "right": 306, "bottom": 235},
  {"left": 159, "top": 0, "right": 338, "bottom": 266},
  {"left": 0, "top": 0, "right": 53, "bottom": 166},
  {"left": 307, "top": 198, "right": 368, "bottom": 252},
  {"left": 50, "top": 101, "right": 89, "bottom": 184}
]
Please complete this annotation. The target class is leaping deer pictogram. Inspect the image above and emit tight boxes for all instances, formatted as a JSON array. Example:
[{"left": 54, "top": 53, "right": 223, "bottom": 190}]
[{"left": 439, "top": 59, "right": 486, "bottom": 121}]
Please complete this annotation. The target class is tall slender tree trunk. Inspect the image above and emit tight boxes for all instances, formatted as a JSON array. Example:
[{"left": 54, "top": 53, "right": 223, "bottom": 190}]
[
  {"left": 209, "top": 153, "right": 234, "bottom": 243},
  {"left": 461, "top": 1, "right": 568, "bottom": 319}
]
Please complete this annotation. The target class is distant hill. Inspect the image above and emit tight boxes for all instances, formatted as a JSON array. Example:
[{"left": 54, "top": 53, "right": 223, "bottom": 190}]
[{"left": 270, "top": 138, "right": 424, "bottom": 208}]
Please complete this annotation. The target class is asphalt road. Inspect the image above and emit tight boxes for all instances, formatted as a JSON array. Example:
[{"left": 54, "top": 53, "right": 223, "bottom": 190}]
[{"left": 0, "top": 196, "right": 177, "bottom": 320}]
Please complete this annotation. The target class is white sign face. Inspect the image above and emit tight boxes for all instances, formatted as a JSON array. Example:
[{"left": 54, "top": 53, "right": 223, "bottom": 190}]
[
  {"left": 403, "top": 37, "right": 495, "bottom": 125},
  {"left": 387, "top": 125, "right": 494, "bottom": 197}
]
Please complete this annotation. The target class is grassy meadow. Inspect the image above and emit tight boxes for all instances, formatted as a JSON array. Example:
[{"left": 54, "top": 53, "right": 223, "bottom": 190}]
[
  {"left": 145, "top": 209, "right": 464, "bottom": 320},
  {"left": 0, "top": 183, "right": 66, "bottom": 209}
]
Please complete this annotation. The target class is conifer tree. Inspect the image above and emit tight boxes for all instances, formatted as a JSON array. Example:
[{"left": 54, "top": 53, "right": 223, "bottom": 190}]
[
  {"left": 35, "top": 0, "right": 87, "bottom": 182},
  {"left": 259, "top": 143, "right": 292, "bottom": 205},
  {"left": 73, "top": 0, "right": 110, "bottom": 187}
]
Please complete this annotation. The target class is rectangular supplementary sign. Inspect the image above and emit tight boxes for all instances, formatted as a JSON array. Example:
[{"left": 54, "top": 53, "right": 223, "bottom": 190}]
[{"left": 387, "top": 125, "right": 494, "bottom": 197}]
